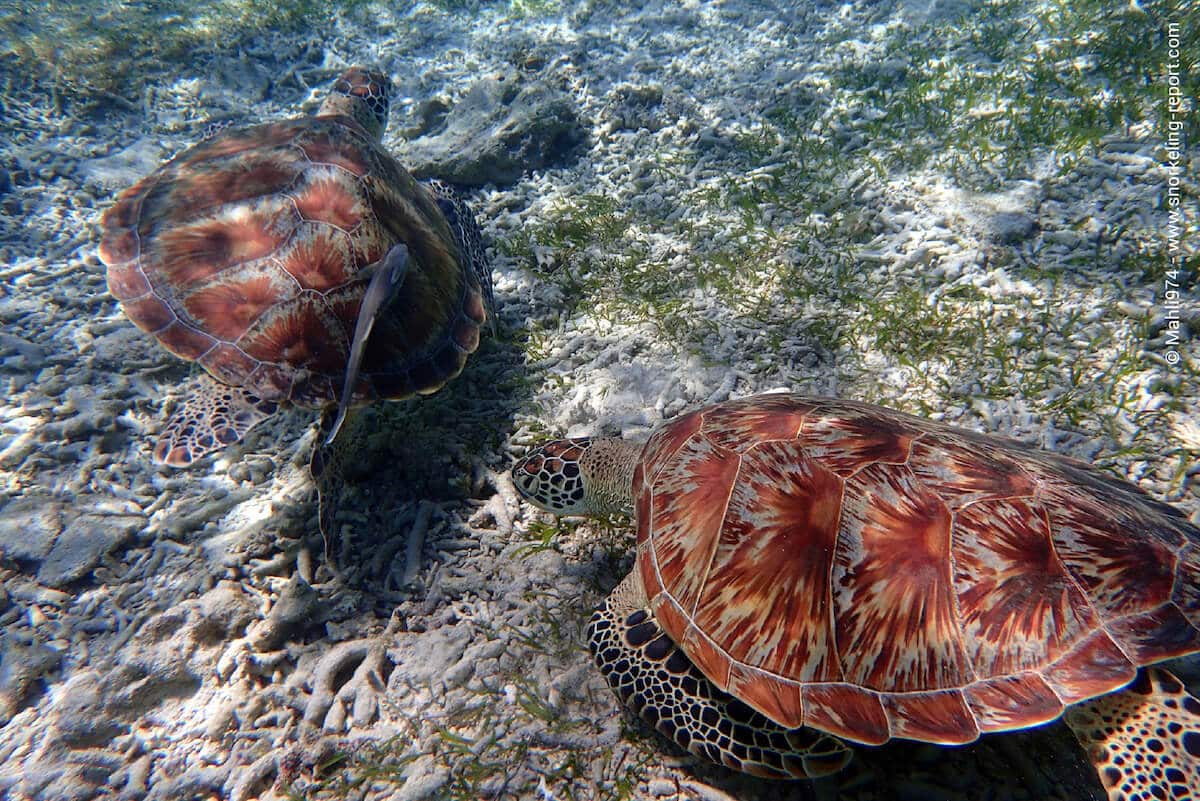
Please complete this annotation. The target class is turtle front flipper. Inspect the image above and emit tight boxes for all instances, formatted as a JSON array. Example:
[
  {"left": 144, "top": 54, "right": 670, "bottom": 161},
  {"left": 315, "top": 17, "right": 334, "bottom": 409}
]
[
  {"left": 1063, "top": 667, "right": 1200, "bottom": 801},
  {"left": 326, "top": 242, "right": 411, "bottom": 446},
  {"left": 588, "top": 570, "right": 852, "bottom": 780},
  {"left": 153, "top": 376, "right": 279, "bottom": 466},
  {"left": 426, "top": 179, "right": 494, "bottom": 333}
]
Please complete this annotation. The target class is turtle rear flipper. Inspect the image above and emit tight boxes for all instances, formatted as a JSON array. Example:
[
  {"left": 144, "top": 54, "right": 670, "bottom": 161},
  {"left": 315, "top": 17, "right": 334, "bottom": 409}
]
[
  {"left": 310, "top": 405, "right": 367, "bottom": 551},
  {"left": 153, "top": 377, "right": 278, "bottom": 467},
  {"left": 1064, "top": 667, "right": 1200, "bottom": 801}
]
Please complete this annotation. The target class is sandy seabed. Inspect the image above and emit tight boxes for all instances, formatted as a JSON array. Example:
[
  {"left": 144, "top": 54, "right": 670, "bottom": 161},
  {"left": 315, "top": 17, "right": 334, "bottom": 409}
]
[{"left": 0, "top": 0, "right": 1197, "bottom": 799}]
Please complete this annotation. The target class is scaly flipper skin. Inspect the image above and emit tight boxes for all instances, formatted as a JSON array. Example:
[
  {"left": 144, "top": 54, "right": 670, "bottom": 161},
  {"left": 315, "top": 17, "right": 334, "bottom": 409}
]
[
  {"left": 153, "top": 376, "right": 278, "bottom": 466},
  {"left": 589, "top": 570, "right": 852, "bottom": 780},
  {"left": 1063, "top": 667, "right": 1200, "bottom": 801},
  {"left": 426, "top": 179, "right": 494, "bottom": 325}
]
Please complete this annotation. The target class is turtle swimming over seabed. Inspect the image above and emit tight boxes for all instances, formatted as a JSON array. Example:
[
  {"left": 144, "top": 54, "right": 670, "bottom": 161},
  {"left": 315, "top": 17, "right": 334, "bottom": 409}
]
[
  {"left": 98, "top": 66, "right": 492, "bottom": 473},
  {"left": 511, "top": 392, "right": 1200, "bottom": 799}
]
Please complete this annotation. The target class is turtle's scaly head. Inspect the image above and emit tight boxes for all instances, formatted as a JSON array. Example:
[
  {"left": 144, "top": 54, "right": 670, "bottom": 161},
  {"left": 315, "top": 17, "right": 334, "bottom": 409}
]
[
  {"left": 511, "top": 437, "right": 640, "bottom": 517},
  {"left": 512, "top": 438, "right": 593, "bottom": 514},
  {"left": 319, "top": 66, "right": 393, "bottom": 140}
]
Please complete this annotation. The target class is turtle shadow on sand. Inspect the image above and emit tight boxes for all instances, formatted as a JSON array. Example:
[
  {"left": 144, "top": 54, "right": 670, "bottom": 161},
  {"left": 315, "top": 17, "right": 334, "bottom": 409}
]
[
  {"left": 630, "top": 719, "right": 1106, "bottom": 801},
  {"left": 309, "top": 329, "right": 531, "bottom": 581}
]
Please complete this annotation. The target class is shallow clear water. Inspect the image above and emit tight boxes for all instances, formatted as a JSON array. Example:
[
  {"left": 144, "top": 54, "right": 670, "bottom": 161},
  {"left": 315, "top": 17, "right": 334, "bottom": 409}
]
[{"left": 0, "top": 0, "right": 1197, "bottom": 799}]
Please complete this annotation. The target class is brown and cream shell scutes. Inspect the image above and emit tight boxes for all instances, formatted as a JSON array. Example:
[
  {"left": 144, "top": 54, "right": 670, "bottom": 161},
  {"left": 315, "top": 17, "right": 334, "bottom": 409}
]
[
  {"left": 632, "top": 393, "right": 1200, "bottom": 746},
  {"left": 98, "top": 100, "right": 486, "bottom": 411}
]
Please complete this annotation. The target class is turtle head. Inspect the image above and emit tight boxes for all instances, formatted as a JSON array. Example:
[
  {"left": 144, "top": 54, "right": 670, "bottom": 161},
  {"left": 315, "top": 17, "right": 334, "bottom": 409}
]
[
  {"left": 511, "top": 437, "right": 640, "bottom": 517},
  {"left": 319, "top": 66, "right": 393, "bottom": 140}
]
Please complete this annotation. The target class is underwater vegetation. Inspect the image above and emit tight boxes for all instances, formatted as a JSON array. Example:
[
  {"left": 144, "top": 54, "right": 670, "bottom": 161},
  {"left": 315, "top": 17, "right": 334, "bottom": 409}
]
[{"left": 0, "top": 0, "right": 1196, "bottom": 798}]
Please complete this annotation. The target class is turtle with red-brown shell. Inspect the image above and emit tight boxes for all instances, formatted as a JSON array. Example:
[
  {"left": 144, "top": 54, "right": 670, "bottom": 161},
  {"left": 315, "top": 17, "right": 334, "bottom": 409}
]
[
  {"left": 511, "top": 392, "right": 1200, "bottom": 799},
  {"left": 98, "top": 66, "right": 492, "bottom": 467}
]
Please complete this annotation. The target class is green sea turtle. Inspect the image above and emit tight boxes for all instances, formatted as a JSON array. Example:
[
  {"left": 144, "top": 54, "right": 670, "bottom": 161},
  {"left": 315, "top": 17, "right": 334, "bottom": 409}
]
[
  {"left": 98, "top": 66, "right": 491, "bottom": 466},
  {"left": 511, "top": 392, "right": 1200, "bottom": 799}
]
